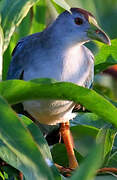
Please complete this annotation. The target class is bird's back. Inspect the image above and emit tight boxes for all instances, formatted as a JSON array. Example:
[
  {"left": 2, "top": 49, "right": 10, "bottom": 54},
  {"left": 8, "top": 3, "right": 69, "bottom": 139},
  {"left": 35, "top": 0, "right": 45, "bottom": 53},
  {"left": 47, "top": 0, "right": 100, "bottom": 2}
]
[{"left": 7, "top": 32, "right": 42, "bottom": 80}]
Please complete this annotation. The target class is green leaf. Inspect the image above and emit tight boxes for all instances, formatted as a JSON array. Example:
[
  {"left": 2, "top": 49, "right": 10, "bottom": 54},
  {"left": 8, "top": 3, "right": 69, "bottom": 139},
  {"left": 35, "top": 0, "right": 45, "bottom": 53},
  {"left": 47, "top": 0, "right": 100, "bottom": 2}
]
[
  {"left": 0, "top": 114, "right": 60, "bottom": 180},
  {"left": 94, "top": 61, "right": 117, "bottom": 74},
  {"left": 95, "top": 175, "right": 117, "bottom": 180},
  {"left": 20, "top": 115, "right": 52, "bottom": 160},
  {"left": 71, "top": 125, "right": 98, "bottom": 156},
  {"left": 96, "top": 127, "right": 116, "bottom": 159},
  {"left": 50, "top": 0, "right": 65, "bottom": 14},
  {"left": 2, "top": 11, "right": 31, "bottom": 80},
  {"left": 2, "top": 44, "right": 12, "bottom": 81},
  {"left": 51, "top": 143, "right": 83, "bottom": 167},
  {"left": 94, "top": 39, "right": 117, "bottom": 74},
  {"left": 71, "top": 113, "right": 107, "bottom": 128},
  {"left": 0, "top": 79, "right": 117, "bottom": 127},
  {"left": 30, "top": 0, "right": 46, "bottom": 34},
  {"left": 0, "top": 171, "right": 5, "bottom": 180},
  {"left": 0, "top": 96, "right": 56, "bottom": 180},
  {"left": 70, "top": 143, "right": 103, "bottom": 180},
  {"left": 106, "top": 151, "right": 117, "bottom": 168},
  {"left": 1, "top": 166, "right": 19, "bottom": 180},
  {"left": 51, "top": 0, "right": 71, "bottom": 13},
  {"left": 0, "top": 23, "right": 4, "bottom": 78},
  {"left": 93, "top": 83, "right": 116, "bottom": 100},
  {"left": 0, "top": 0, "right": 40, "bottom": 52},
  {"left": 71, "top": 124, "right": 98, "bottom": 137},
  {"left": 21, "top": 115, "right": 61, "bottom": 179}
]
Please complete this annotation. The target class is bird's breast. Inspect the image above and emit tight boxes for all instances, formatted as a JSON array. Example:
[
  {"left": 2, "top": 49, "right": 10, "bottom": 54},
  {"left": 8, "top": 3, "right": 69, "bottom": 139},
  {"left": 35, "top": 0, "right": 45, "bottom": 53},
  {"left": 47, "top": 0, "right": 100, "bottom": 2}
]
[
  {"left": 23, "top": 45, "right": 93, "bottom": 86},
  {"left": 23, "top": 45, "right": 94, "bottom": 125}
]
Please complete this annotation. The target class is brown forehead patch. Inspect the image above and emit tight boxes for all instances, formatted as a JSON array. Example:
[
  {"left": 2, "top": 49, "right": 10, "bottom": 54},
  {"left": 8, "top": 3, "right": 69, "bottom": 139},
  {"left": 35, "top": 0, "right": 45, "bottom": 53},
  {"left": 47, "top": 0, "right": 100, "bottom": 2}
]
[{"left": 70, "top": 8, "right": 95, "bottom": 21}]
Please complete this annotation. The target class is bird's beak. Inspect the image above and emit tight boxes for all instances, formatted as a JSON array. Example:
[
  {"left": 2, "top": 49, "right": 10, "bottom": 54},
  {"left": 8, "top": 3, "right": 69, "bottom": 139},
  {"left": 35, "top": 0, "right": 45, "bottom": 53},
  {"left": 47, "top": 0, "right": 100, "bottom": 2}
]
[{"left": 87, "top": 16, "right": 111, "bottom": 45}]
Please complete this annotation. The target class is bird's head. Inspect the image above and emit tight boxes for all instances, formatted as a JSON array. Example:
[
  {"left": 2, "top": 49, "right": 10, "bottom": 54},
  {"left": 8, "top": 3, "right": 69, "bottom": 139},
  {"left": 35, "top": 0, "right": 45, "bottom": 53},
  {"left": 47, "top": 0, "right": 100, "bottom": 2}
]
[{"left": 53, "top": 8, "right": 111, "bottom": 46}]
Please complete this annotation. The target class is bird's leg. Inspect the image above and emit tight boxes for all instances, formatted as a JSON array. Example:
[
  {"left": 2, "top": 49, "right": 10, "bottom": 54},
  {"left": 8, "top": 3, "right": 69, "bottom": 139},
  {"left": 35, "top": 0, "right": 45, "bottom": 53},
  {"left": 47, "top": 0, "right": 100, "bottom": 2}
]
[
  {"left": 60, "top": 122, "right": 78, "bottom": 169},
  {"left": 18, "top": 172, "right": 23, "bottom": 180}
]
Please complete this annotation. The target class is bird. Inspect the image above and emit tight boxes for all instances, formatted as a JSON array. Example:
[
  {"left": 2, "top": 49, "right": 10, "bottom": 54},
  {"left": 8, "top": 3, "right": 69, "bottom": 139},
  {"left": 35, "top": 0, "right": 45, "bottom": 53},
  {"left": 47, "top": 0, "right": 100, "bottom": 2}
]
[{"left": 7, "top": 8, "right": 110, "bottom": 170}]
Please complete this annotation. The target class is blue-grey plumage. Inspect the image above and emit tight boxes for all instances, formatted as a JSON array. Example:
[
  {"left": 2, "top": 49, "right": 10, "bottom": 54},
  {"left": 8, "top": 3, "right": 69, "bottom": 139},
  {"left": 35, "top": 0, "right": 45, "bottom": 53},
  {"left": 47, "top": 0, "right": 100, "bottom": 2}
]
[{"left": 7, "top": 8, "right": 110, "bottom": 125}]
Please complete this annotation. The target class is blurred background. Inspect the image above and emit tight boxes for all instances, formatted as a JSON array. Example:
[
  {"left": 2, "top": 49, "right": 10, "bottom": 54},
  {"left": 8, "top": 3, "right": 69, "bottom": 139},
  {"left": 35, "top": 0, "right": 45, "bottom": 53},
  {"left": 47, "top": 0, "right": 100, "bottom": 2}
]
[{"left": 3, "top": 0, "right": 117, "bottom": 99}]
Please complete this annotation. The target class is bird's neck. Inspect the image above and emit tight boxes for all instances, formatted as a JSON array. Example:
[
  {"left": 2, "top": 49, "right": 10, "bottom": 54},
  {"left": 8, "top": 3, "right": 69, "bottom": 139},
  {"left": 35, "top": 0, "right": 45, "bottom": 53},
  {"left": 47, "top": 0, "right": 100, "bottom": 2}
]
[{"left": 40, "top": 25, "right": 85, "bottom": 52}]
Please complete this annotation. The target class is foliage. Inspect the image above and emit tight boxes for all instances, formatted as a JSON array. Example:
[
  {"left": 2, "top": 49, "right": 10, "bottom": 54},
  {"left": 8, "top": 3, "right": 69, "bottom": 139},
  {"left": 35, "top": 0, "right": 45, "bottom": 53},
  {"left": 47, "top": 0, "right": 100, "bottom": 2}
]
[{"left": 0, "top": 0, "right": 117, "bottom": 180}]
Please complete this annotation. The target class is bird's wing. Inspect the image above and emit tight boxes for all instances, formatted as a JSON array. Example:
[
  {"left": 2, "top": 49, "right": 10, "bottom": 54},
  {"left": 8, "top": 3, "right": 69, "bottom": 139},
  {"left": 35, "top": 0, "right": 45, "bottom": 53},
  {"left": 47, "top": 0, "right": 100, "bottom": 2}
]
[
  {"left": 7, "top": 32, "right": 41, "bottom": 80},
  {"left": 73, "top": 45, "right": 94, "bottom": 112}
]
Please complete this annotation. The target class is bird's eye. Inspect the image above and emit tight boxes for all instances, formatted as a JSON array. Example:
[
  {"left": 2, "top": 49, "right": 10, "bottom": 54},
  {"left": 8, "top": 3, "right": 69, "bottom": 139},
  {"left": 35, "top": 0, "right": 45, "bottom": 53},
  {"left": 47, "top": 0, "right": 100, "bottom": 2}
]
[{"left": 74, "top": 18, "right": 83, "bottom": 25}]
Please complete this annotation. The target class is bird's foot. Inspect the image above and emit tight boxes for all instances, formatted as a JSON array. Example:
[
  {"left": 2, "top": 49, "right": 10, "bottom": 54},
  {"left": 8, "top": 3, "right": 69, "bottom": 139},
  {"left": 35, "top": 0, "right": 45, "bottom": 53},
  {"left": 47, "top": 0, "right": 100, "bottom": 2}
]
[
  {"left": 55, "top": 165, "right": 117, "bottom": 177},
  {"left": 55, "top": 163, "right": 75, "bottom": 177}
]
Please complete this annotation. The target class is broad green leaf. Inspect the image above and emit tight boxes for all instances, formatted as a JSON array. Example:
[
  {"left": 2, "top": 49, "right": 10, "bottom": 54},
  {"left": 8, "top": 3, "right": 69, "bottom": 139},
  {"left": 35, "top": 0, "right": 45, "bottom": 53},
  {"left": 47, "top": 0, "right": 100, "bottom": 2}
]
[
  {"left": 21, "top": 115, "right": 61, "bottom": 180},
  {"left": 0, "top": 79, "right": 117, "bottom": 127},
  {"left": 71, "top": 113, "right": 107, "bottom": 128},
  {"left": 51, "top": 143, "right": 83, "bottom": 167},
  {"left": 50, "top": 0, "right": 65, "bottom": 14},
  {"left": 18, "top": 11, "right": 31, "bottom": 38},
  {"left": 1, "top": 166, "right": 19, "bottom": 180},
  {"left": 30, "top": 0, "right": 46, "bottom": 34},
  {"left": 0, "top": 139, "right": 25, "bottom": 174},
  {"left": 94, "top": 39, "right": 117, "bottom": 74},
  {"left": 0, "top": 171, "right": 5, "bottom": 180},
  {"left": 70, "top": 143, "right": 103, "bottom": 180},
  {"left": 31, "top": 78, "right": 57, "bottom": 84},
  {"left": 0, "top": 96, "right": 55, "bottom": 180},
  {"left": 2, "top": 11, "right": 31, "bottom": 81},
  {"left": 71, "top": 124, "right": 98, "bottom": 137},
  {"left": 96, "top": 127, "right": 116, "bottom": 159},
  {"left": 51, "top": 0, "right": 71, "bottom": 13},
  {"left": 114, "top": 133, "right": 117, "bottom": 147},
  {"left": 93, "top": 83, "right": 116, "bottom": 100},
  {"left": 71, "top": 125, "right": 98, "bottom": 156},
  {"left": 0, "top": 23, "right": 4, "bottom": 78},
  {"left": 106, "top": 151, "right": 117, "bottom": 168},
  {"left": 46, "top": 0, "right": 58, "bottom": 19},
  {"left": 2, "top": 44, "right": 12, "bottom": 81},
  {"left": 20, "top": 115, "right": 52, "bottom": 160},
  {"left": 0, "top": 0, "right": 40, "bottom": 52},
  {"left": 2, "top": 32, "right": 19, "bottom": 80},
  {"left": 94, "top": 62, "right": 117, "bottom": 74},
  {"left": 95, "top": 175, "right": 117, "bottom": 180},
  {"left": 0, "top": 114, "right": 60, "bottom": 180}
]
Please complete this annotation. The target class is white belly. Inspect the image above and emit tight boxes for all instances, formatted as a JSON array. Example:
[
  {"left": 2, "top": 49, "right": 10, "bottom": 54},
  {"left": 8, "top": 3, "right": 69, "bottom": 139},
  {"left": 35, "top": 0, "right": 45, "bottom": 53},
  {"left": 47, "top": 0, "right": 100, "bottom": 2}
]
[{"left": 23, "top": 100, "right": 76, "bottom": 125}]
